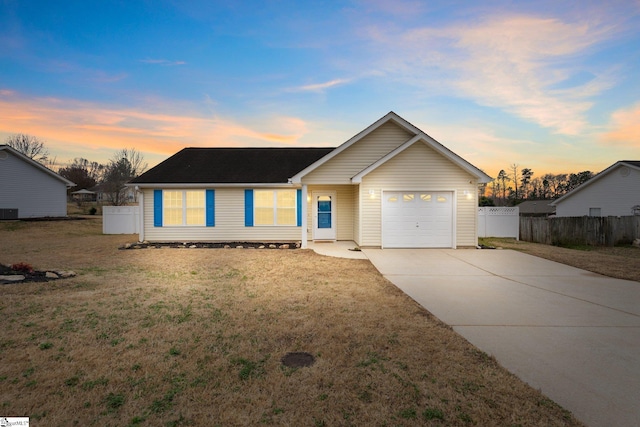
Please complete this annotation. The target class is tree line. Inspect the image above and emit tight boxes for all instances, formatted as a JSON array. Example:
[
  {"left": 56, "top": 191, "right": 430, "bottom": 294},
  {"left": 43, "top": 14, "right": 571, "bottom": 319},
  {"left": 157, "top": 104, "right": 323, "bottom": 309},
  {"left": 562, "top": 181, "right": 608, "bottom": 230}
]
[
  {"left": 4, "top": 133, "right": 147, "bottom": 206},
  {"left": 480, "top": 163, "right": 594, "bottom": 206}
]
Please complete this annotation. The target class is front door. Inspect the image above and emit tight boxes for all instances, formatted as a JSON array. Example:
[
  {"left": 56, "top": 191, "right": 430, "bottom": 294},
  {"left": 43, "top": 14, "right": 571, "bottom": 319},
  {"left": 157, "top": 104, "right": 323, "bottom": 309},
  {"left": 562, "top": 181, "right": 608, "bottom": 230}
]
[{"left": 312, "top": 191, "right": 336, "bottom": 240}]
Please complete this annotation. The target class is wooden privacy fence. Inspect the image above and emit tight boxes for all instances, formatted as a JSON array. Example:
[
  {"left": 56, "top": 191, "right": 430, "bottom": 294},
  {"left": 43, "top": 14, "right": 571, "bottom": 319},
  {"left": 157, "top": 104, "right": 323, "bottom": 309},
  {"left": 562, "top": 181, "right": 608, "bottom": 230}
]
[{"left": 520, "top": 216, "right": 640, "bottom": 246}]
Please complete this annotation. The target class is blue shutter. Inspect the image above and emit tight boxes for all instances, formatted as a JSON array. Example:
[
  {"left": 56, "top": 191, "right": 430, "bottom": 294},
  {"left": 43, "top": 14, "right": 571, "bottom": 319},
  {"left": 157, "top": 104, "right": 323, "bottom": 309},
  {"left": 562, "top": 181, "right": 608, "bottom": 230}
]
[
  {"left": 296, "top": 189, "right": 302, "bottom": 227},
  {"left": 244, "top": 189, "right": 254, "bottom": 227},
  {"left": 206, "top": 189, "right": 215, "bottom": 227},
  {"left": 153, "top": 190, "right": 163, "bottom": 227}
]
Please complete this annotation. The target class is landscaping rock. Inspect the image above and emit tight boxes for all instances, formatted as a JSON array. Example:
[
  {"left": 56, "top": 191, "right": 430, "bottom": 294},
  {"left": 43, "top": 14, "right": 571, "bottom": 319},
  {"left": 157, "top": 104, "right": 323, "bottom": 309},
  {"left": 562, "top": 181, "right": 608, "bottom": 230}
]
[
  {"left": 633, "top": 239, "right": 640, "bottom": 248},
  {"left": 279, "top": 244, "right": 290, "bottom": 249},
  {"left": 0, "top": 275, "right": 25, "bottom": 282},
  {"left": 46, "top": 272, "right": 59, "bottom": 279},
  {"left": 57, "top": 271, "right": 76, "bottom": 278}
]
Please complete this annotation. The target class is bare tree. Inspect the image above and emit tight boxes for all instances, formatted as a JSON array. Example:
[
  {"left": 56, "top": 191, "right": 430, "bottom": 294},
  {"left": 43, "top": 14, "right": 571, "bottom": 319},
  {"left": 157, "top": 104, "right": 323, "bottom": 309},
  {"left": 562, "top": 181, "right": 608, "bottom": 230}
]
[
  {"left": 103, "top": 148, "right": 148, "bottom": 206},
  {"left": 509, "top": 163, "right": 519, "bottom": 202},
  {"left": 4, "top": 134, "right": 50, "bottom": 164}
]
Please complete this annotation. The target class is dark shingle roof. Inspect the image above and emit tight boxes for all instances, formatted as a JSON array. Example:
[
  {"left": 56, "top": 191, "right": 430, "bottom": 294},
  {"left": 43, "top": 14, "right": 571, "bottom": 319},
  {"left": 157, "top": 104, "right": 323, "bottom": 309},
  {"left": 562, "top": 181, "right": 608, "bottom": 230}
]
[{"left": 130, "top": 147, "right": 334, "bottom": 184}]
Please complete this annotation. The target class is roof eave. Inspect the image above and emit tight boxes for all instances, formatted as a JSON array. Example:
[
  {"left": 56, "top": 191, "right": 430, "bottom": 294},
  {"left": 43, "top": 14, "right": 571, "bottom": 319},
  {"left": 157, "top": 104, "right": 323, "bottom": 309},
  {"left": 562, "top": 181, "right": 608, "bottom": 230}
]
[
  {"left": 126, "top": 182, "right": 298, "bottom": 189},
  {"left": 0, "top": 145, "right": 75, "bottom": 186},
  {"left": 550, "top": 161, "right": 636, "bottom": 206}
]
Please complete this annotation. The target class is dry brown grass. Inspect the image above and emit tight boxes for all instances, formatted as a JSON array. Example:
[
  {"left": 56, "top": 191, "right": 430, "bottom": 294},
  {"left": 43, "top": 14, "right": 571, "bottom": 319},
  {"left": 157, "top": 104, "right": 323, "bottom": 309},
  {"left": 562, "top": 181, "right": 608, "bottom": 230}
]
[
  {"left": 480, "top": 237, "right": 640, "bottom": 282},
  {"left": 0, "top": 219, "right": 584, "bottom": 426}
]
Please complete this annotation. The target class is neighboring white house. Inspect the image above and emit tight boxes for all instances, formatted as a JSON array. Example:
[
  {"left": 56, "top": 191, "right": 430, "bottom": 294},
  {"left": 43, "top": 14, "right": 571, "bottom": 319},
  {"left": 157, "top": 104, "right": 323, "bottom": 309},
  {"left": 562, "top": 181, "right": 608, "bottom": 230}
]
[
  {"left": 551, "top": 161, "right": 640, "bottom": 217},
  {"left": 0, "top": 145, "right": 75, "bottom": 219},
  {"left": 129, "top": 112, "right": 492, "bottom": 248}
]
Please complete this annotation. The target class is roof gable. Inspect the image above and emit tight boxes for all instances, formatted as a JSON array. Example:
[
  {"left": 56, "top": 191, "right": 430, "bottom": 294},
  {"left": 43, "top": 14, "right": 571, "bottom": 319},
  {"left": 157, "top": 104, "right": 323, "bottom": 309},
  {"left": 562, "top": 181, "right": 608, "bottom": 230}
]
[
  {"left": 130, "top": 147, "right": 334, "bottom": 185},
  {"left": 352, "top": 134, "right": 492, "bottom": 183},
  {"left": 290, "top": 112, "right": 421, "bottom": 183},
  {"left": 551, "top": 160, "right": 640, "bottom": 206},
  {"left": 291, "top": 111, "right": 491, "bottom": 184},
  {"left": 0, "top": 145, "right": 75, "bottom": 187}
]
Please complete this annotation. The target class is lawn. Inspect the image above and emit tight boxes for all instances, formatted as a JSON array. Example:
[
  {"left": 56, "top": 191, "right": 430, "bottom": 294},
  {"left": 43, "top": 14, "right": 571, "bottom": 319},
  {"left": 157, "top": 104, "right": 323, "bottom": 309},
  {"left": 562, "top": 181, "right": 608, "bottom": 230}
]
[{"left": 0, "top": 219, "right": 584, "bottom": 426}]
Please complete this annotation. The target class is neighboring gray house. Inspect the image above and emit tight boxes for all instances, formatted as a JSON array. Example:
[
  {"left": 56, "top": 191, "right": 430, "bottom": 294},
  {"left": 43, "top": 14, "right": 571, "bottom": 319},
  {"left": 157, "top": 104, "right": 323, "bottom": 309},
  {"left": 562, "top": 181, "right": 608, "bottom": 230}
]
[
  {"left": 551, "top": 161, "right": 640, "bottom": 217},
  {"left": 517, "top": 200, "right": 555, "bottom": 217},
  {"left": 0, "top": 145, "right": 75, "bottom": 219}
]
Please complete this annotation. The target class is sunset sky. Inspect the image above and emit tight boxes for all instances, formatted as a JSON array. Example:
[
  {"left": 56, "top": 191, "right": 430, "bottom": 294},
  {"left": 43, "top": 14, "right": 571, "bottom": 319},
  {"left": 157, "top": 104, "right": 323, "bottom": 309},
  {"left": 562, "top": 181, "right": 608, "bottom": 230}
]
[{"left": 1, "top": 0, "right": 639, "bottom": 179}]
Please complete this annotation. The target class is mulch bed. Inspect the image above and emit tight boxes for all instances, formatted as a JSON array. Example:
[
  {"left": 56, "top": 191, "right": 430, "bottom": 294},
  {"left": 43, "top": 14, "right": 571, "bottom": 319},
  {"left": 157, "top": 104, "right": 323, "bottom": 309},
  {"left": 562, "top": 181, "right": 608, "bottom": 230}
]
[
  {"left": 1, "top": 264, "right": 51, "bottom": 283},
  {"left": 120, "top": 242, "right": 299, "bottom": 250}
]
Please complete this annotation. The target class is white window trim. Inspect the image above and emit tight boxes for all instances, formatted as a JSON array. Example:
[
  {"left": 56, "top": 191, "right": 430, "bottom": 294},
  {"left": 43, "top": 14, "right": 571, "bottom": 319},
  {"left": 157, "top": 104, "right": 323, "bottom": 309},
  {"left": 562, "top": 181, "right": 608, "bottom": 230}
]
[
  {"left": 254, "top": 189, "right": 297, "bottom": 227},
  {"left": 164, "top": 190, "right": 206, "bottom": 227}
]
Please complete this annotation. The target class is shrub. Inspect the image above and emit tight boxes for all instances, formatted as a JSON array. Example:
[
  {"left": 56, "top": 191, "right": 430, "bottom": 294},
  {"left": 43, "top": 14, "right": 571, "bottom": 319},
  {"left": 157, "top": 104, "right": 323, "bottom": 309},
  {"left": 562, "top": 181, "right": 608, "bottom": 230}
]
[
  {"left": 11, "top": 262, "right": 34, "bottom": 273},
  {"left": 89, "top": 207, "right": 97, "bottom": 215}
]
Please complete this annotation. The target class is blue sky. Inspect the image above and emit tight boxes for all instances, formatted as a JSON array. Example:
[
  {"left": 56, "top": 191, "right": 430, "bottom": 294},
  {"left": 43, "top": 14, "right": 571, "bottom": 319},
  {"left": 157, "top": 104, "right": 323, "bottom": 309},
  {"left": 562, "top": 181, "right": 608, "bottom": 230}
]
[{"left": 1, "top": 0, "right": 639, "bottom": 179}]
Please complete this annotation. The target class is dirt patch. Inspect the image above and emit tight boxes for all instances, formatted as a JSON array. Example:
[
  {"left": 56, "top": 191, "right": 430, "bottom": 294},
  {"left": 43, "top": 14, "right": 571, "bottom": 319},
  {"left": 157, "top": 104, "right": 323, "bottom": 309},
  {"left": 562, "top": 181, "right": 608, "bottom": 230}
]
[{"left": 281, "top": 352, "right": 316, "bottom": 368}]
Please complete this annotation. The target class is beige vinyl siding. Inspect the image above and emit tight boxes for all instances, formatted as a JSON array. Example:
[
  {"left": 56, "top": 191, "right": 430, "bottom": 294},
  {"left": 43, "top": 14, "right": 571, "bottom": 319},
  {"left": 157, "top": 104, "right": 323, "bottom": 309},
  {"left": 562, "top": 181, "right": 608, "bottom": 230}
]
[
  {"left": 359, "top": 142, "right": 478, "bottom": 247},
  {"left": 302, "top": 121, "right": 414, "bottom": 184},
  {"left": 143, "top": 188, "right": 301, "bottom": 242},
  {"left": 305, "top": 185, "right": 355, "bottom": 241}
]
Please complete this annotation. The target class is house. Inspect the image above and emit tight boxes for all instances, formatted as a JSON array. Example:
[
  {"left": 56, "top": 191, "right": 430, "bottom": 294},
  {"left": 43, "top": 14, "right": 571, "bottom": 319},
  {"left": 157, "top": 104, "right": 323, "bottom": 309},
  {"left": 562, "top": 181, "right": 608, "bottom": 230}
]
[
  {"left": 0, "top": 145, "right": 75, "bottom": 219},
  {"left": 128, "top": 112, "right": 492, "bottom": 248},
  {"left": 517, "top": 200, "right": 555, "bottom": 217},
  {"left": 551, "top": 161, "right": 640, "bottom": 217}
]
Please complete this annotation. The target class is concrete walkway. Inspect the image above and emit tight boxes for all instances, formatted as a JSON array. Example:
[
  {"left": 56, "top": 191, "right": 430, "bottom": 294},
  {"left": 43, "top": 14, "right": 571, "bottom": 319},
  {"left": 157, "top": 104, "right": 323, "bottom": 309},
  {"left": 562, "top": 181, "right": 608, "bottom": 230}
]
[{"left": 363, "top": 248, "right": 640, "bottom": 427}]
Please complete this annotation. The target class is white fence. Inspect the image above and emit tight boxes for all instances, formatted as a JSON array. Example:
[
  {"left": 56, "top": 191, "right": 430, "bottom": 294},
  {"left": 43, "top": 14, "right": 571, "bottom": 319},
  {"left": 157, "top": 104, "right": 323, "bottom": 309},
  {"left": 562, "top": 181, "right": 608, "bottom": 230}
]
[
  {"left": 478, "top": 207, "right": 519, "bottom": 239},
  {"left": 103, "top": 206, "right": 140, "bottom": 234}
]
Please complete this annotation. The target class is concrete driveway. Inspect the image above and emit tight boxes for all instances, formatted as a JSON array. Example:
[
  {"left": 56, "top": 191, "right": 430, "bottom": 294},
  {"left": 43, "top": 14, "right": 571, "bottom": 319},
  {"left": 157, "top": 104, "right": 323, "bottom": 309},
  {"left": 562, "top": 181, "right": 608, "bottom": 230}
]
[{"left": 363, "top": 248, "right": 640, "bottom": 427}]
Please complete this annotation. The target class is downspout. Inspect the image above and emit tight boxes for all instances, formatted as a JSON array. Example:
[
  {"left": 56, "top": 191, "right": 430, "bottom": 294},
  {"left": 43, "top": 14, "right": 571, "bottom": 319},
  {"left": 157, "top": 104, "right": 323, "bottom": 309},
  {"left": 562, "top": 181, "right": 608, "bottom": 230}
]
[{"left": 136, "top": 186, "right": 144, "bottom": 243}]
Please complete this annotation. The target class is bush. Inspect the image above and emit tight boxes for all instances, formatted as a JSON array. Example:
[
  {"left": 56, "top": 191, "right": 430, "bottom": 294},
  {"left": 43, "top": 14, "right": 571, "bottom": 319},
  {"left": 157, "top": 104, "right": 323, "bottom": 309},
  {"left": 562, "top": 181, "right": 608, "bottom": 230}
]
[
  {"left": 89, "top": 207, "right": 97, "bottom": 215},
  {"left": 11, "top": 262, "right": 34, "bottom": 273}
]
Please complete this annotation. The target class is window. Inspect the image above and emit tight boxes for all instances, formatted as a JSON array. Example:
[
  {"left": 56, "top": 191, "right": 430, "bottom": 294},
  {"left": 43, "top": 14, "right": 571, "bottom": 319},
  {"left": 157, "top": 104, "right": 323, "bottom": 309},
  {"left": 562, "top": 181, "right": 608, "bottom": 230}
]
[
  {"left": 254, "top": 190, "right": 297, "bottom": 225},
  {"left": 589, "top": 208, "right": 601, "bottom": 217},
  {"left": 164, "top": 191, "right": 184, "bottom": 226},
  {"left": 403, "top": 193, "right": 414, "bottom": 202},
  {"left": 157, "top": 190, "right": 213, "bottom": 227}
]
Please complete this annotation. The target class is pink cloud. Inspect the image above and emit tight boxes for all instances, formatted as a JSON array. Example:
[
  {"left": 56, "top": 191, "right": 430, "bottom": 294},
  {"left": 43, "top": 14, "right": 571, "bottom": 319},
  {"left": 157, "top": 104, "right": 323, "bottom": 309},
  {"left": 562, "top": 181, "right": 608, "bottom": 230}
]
[
  {"left": 600, "top": 104, "right": 640, "bottom": 148},
  {"left": 0, "top": 91, "right": 309, "bottom": 165}
]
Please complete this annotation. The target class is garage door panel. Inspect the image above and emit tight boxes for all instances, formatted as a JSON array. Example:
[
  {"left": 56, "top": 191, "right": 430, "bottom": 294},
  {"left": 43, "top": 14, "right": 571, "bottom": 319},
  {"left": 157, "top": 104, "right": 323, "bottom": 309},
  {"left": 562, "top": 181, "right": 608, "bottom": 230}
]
[{"left": 383, "top": 191, "right": 453, "bottom": 248}]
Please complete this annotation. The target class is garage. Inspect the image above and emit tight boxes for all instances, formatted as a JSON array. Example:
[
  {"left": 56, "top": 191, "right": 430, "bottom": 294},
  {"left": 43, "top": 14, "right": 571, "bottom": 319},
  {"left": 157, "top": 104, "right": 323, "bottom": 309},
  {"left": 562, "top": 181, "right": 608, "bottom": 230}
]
[{"left": 382, "top": 191, "right": 453, "bottom": 248}]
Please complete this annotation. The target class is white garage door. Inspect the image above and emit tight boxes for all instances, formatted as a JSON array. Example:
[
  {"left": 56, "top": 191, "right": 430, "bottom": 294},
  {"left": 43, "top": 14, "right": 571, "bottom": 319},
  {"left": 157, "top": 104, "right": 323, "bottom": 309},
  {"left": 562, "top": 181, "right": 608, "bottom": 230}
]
[{"left": 382, "top": 191, "right": 453, "bottom": 248}]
